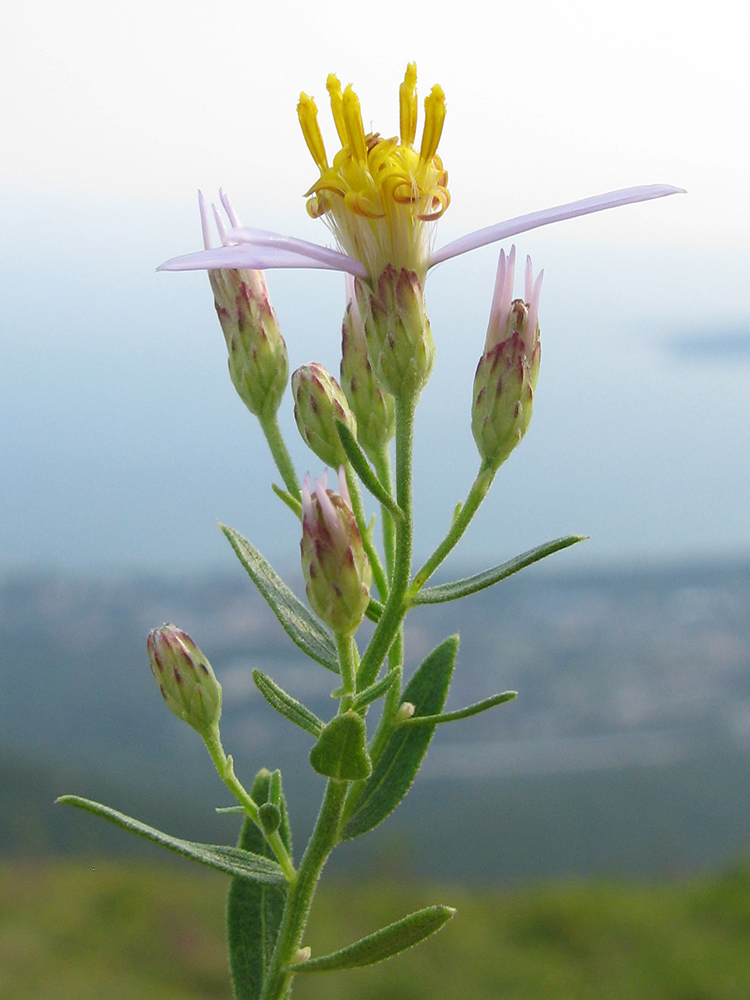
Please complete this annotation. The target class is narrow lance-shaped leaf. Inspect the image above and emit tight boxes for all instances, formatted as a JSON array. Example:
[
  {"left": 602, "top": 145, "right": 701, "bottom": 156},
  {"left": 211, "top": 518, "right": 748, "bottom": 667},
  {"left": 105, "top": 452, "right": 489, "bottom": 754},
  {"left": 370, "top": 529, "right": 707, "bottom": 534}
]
[
  {"left": 56, "top": 796, "right": 286, "bottom": 884},
  {"left": 351, "top": 671, "right": 397, "bottom": 712},
  {"left": 341, "top": 635, "right": 458, "bottom": 840},
  {"left": 271, "top": 483, "right": 302, "bottom": 518},
  {"left": 366, "top": 597, "right": 383, "bottom": 623},
  {"left": 411, "top": 536, "right": 585, "bottom": 605},
  {"left": 227, "top": 769, "right": 293, "bottom": 1000},
  {"left": 221, "top": 523, "right": 339, "bottom": 672},
  {"left": 400, "top": 690, "right": 517, "bottom": 726},
  {"left": 287, "top": 904, "right": 455, "bottom": 972},
  {"left": 253, "top": 669, "right": 324, "bottom": 738},
  {"left": 335, "top": 421, "right": 404, "bottom": 521}
]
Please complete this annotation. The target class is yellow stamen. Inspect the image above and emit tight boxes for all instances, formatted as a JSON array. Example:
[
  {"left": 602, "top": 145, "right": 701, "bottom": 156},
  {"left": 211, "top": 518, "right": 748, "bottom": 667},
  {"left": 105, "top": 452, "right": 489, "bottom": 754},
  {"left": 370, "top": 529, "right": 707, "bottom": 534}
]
[
  {"left": 297, "top": 94, "right": 328, "bottom": 172},
  {"left": 298, "top": 66, "right": 450, "bottom": 278},
  {"left": 399, "top": 62, "right": 418, "bottom": 146},
  {"left": 342, "top": 85, "right": 368, "bottom": 163},
  {"left": 326, "top": 74, "right": 348, "bottom": 148},
  {"left": 419, "top": 85, "right": 446, "bottom": 164}
]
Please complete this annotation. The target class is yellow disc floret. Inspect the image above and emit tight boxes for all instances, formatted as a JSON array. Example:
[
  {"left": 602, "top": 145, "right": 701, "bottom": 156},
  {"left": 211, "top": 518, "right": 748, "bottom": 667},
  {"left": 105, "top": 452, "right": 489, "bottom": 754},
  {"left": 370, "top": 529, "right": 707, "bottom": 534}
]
[{"left": 297, "top": 63, "right": 450, "bottom": 280}]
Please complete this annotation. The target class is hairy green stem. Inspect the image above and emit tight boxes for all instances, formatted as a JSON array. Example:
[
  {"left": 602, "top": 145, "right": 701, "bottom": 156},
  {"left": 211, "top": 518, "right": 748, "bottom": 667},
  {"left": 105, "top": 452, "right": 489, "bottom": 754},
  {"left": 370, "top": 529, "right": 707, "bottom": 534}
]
[
  {"left": 335, "top": 632, "right": 357, "bottom": 705},
  {"left": 372, "top": 445, "right": 396, "bottom": 579},
  {"left": 203, "top": 729, "right": 296, "bottom": 883},
  {"left": 259, "top": 414, "right": 301, "bottom": 500},
  {"left": 344, "top": 463, "right": 389, "bottom": 602},
  {"left": 356, "top": 394, "right": 415, "bottom": 692},
  {"left": 258, "top": 780, "right": 348, "bottom": 1000},
  {"left": 410, "top": 462, "right": 495, "bottom": 595},
  {"left": 345, "top": 395, "right": 416, "bottom": 825}
]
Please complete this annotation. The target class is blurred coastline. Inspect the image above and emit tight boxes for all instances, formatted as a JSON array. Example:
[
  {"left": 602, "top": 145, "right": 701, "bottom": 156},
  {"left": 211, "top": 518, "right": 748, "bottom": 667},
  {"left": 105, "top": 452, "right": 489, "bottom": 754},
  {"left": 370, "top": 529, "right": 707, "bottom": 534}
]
[{"left": 3, "top": 556, "right": 750, "bottom": 882}]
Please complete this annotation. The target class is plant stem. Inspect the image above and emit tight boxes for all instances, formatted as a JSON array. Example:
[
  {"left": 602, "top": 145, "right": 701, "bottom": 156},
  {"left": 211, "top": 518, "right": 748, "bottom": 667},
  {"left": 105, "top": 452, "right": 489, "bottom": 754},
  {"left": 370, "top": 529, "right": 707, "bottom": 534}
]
[
  {"left": 410, "top": 462, "right": 495, "bottom": 595},
  {"left": 344, "top": 394, "right": 415, "bottom": 824},
  {"left": 203, "top": 728, "right": 296, "bottom": 883},
  {"left": 258, "top": 780, "right": 348, "bottom": 1000},
  {"left": 259, "top": 414, "right": 301, "bottom": 500},
  {"left": 344, "top": 463, "right": 389, "bottom": 602},
  {"left": 335, "top": 632, "right": 357, "bottom": 704},
  {"left": 356, "top": 394, "right": 415, "bottom": 692},
  {"left": 372, "top": 445, "right": 396, "bottom": 579}
]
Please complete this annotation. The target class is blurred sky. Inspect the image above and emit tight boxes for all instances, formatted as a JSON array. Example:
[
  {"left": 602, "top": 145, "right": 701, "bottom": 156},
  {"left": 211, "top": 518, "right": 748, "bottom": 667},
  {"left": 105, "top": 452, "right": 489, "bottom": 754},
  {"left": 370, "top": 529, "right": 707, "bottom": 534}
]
[{"left": 2, "top": 0, "right": 750, "bottom": 575}]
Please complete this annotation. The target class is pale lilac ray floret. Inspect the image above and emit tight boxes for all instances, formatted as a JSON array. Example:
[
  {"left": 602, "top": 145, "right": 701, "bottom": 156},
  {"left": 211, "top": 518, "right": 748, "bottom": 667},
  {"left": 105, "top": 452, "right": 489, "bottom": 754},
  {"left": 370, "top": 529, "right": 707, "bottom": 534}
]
[
  {"left": 485, "top": 246, "right": 543, "bottom": 352},
  {"left": 301, "top": 467, "right": 351, "bottom": 550},
  {"left": 159, "top": 184, "right": 684, "bottom": 280}
]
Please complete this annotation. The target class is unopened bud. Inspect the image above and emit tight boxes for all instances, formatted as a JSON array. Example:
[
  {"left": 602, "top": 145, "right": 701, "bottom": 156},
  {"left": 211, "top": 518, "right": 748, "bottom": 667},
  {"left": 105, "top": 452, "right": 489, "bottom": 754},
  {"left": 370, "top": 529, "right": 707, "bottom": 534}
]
[
  {"left": 472, "top": 247, "right": 542, "bottom": 471},
  {"left": 211, "top": 268, "right": 288, "bottom": 419},
  {"left": 258, "top": 801, "right": 282, "bottom": 836},
  {"left": 396, "top": 701, "right": 415, "bottom": 721},
  {"left": 293, "top": 947, "right": 311, "bottom": 964},
  {"left": 200, "top": 192, "right": 288, "bottom": 419},
  {"left": 147, "top": 624, "right": 222, "bottom": 736},
  {"left": 340, "top": 276, "right": 395, "bottom": 460},
  {"left": 300, "top": 467, "right": 372, "bottom": 635},
  {"left": 355, "top": 266, "right": 435, "bottom": 399},
  {"left": 292, "top": 363, "right": 357, "bottom": 467}
]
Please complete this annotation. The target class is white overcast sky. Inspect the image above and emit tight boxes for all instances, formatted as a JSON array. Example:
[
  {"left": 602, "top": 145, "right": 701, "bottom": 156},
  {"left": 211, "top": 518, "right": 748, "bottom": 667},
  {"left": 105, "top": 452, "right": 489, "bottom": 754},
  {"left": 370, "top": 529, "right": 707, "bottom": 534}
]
[
  {"left": 4, "top": 0, "right": 747, "bottom": 243},
  {"left": 2, "top": 0, "right": 750, "bottom": 573}
]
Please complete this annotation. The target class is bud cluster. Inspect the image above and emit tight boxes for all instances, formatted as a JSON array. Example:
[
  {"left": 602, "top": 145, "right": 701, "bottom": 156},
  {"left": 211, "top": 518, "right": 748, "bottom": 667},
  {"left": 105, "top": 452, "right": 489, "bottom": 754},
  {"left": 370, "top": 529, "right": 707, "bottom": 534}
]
[
  {"left": 472, "top": 246, "right": 542, "bottom": 471},
  {"left": 300, "top": 467, "right": 372, "bottom": 635}
]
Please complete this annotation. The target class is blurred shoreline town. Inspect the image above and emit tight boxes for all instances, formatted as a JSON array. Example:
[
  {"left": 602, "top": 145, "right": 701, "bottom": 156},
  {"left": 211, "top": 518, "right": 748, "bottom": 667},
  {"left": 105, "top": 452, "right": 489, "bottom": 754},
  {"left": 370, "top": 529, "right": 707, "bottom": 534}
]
[{"left": 3, "top": 558, "right": 750, "bottom": 882}]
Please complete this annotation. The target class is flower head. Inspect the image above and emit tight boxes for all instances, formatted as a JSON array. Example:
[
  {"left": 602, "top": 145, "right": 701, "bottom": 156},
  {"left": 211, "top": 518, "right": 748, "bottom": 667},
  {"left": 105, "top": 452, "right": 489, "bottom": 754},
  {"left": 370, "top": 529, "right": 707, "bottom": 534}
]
[
  {"left": 147, "top": 624, "right": 222, "bottom": 736},
  {"left": 340, "top": 274, "right": 395, "bottom": 458},
  {"left": 292, "top": 363, "right": 357, "bottom": 467},
  {"left": 157, "top": 65, "right": 683, "bottom": 285},
  {"left": 298, "top": 64, "right": 449, "bottom": 280},
  {"left": 472, "top": 246, "right": 543, "bottom": 471},
  {"left": 300, "top": 467, "right": 372, "bottom": 635},
  {"left": 201, "top": 191, "right": 288, "bottom": 420}
]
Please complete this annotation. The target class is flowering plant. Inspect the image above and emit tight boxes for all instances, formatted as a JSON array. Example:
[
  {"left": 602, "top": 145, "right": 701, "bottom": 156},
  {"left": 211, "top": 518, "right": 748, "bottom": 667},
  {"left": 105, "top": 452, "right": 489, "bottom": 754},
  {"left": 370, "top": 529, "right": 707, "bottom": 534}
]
[{"left": 59, "top": 65, "right": 681, "bottom": 1000}]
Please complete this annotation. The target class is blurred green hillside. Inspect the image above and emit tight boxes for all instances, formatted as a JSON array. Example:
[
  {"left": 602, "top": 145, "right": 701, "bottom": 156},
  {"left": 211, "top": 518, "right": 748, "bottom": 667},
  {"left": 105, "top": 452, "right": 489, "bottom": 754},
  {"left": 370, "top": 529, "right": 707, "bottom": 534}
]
[{"left": 2, "top": 859, "right": 750, "bottom": 1000}]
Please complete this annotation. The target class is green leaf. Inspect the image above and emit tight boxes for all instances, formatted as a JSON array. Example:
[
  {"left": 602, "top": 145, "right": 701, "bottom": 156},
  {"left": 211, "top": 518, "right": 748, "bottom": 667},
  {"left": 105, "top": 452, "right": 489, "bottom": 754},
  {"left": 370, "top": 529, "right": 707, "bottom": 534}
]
[
  {"left": 271, "top": 482, "right": 302, "bottom": 518},
  {"left": 335, "top": 421, "right": 403, "bottom": 521},
  {"left": 309, "top": 712, "right": 372, "bottom": 781},
  {"left": 400, "top": 690, "right": 517, "bottom": 726},
  {"left": 341, "top": 635, "right": 458, "bottom": 840},
  {"left": 288, "top": 904, "right": 455, "bottom": 973},
  {"left": 56, "top": 795, "right": 286, "bottom": 884},
  {"left": 227, "top": 769, "right": 292, "bottom": 1000},
  {"left": 365, "top": 597, "right": 383, "bottom": 623},
  {"left": 253, "top": 670, "right": 324, "bottom": 738},
  {"left": 221, "top": 523, "right": 339, "bottom": 673},
  {"left": 351, "top": 671, "right": 397, "bottom": 712},
  {"left": 411, "top": 536, "right": 585, "bottom": 605}
]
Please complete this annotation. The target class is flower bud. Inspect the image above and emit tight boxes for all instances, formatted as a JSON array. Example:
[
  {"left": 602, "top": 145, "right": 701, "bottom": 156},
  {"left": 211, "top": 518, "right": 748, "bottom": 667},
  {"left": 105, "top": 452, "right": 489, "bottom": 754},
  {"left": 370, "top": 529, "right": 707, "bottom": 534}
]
[
  {"left": 200, "top": 192, "right": 288, "bottom": 420},
  {"left": 300, "top": 467, "right": 372, "bottom": 635},
  {"left": 258, "top": 801, "right": 282, "bottom": 836},
  {"left": 340, "top": 276, "right": 395, "bottom": 461},
  {"left": 211, "top": 268, "right": 289, "bottom": 420},
  {"left": 292, "top": 363, "right": 357, "bottom": 467},
  {"left": 147, "top": 624, "right": 222, "bottom": 736},
  {"left": 472, "top": 247, "right": 542, "bottom": 471},
  {"left": 355, "top": 266, "right": 435, "bottom": 399},
  {"left": 396, "top": 701, "right": 416, "bottom": 721}
]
